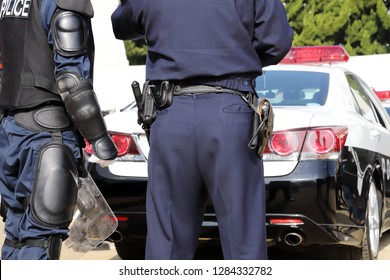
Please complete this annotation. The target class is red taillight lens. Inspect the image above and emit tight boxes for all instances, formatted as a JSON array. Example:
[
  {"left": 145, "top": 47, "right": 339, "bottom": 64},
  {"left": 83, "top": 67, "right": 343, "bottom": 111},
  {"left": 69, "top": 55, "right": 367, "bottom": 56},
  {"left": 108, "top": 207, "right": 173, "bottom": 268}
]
[
  {"left": 301, "top": 127, "right": 348, "bottom": 159},
  {"left": 111, "top": 134, "right": 141, "bottom": 157},
  {"left": 264, "top": 126, "right": 348, "bottom": 161},
  {"left": 115, "top": 216, "right": 128, "bottom": 222},
  {"left": 306, "top": 129, "right": 335, "bottom": 154},
  {"left": 269, "top": 218, "right": 304, "bottom": 225},
  {"left": 84, "top": 134, "right": 141, "bottom": 157},
  {"left": 270, "top": 132, "right": 300, "bottom": 156},
  {"left": 111, "top": 135, "right": 131, "bottom": 156},
  {"left": 84, "top": 140, "right": 93, "bottom": 155}
]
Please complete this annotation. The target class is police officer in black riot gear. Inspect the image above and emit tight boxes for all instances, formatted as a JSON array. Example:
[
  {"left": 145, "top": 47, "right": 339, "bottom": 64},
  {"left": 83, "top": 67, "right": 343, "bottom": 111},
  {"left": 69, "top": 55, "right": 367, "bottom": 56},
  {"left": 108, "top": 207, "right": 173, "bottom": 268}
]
[
  {"left": 0, "top": 0, "right": 117, "bottom": 260},
  {"left": 112, "top": 0, "right": 293, "bottom": 260}
]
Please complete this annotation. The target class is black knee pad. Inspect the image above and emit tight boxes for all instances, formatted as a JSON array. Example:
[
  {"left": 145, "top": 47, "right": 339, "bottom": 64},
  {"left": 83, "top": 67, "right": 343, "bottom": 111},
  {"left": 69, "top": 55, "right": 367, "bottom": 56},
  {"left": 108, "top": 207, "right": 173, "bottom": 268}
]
[
  {"left": 47, "top": 235, "right": 63, "bottom": 260},
  {"left": 30, "top": 142, "right": 79, "bottom": 228}
]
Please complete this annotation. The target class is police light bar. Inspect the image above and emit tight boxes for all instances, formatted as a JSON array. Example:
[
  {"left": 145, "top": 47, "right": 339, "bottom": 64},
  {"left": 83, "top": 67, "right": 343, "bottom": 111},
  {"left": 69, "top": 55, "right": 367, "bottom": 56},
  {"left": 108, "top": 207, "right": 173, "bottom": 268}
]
[
  {"left": 280, "top": 46, "right": 349, "bottom": 64},
  {"left": 374, "top": 90, "right": 390, "bottom": 100}
]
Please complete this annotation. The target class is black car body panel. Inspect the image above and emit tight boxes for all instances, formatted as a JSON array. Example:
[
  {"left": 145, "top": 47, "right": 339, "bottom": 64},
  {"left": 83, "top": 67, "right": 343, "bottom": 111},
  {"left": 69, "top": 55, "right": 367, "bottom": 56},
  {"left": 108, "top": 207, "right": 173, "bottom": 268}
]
[{"left": 88, "top": 144, "right": 390, "bottom": 254}]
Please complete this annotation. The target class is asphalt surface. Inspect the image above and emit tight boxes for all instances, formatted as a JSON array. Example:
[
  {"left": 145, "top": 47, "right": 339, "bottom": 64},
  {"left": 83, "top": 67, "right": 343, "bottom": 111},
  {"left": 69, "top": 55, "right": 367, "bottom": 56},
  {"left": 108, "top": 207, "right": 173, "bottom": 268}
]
[{"left": 1, "top": 221, "right": 389, "bottom": 260}]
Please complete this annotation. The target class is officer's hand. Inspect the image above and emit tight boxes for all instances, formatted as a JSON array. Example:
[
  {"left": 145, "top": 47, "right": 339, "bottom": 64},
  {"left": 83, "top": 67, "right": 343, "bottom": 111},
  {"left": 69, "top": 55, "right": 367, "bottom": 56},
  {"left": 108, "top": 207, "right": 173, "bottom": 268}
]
[{"left": 88, "top": 154, "right": 115, "bottom": 168}]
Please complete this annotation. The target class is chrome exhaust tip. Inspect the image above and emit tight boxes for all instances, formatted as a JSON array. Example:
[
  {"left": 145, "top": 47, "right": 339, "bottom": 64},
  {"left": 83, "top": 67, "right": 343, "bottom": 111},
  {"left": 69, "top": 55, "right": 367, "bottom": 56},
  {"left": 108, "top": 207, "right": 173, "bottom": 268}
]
[
  {"left": 284, "top": 232, "right": 304, "bottom": 246},
  {"left": 107, "top": 230, "right": 123, "bottom": 242}
]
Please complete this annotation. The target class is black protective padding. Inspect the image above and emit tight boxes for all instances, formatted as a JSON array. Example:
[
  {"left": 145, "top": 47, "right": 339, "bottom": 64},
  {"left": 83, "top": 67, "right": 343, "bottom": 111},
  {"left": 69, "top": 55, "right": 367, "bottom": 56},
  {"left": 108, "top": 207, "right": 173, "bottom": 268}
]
[
  {"left": 47, "top": 235, "right": 63, "bottom": 260},
  {"left": 30, "top": 142, "right": 78, "bottom": 228},
  {"left": 56, "top": 0, "right": 94, "bottom": 17},
  {"left": 56, "top": 71, "right": 81, "bottom": 93},
  {"left": 52, "top": 11, "right": 88, "bottom": 57},
  {"left": 58, "top": 75, "right": 118, "bottom": 160},
  {"left": 62, "top": 81, "right": 106, "bottom": 141}
]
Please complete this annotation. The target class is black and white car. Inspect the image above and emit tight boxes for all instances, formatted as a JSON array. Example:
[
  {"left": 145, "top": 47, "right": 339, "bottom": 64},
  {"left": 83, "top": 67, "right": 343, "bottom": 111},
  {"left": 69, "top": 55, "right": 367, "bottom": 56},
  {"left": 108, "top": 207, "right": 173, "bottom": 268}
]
[
  {"left": 374, "top": 90, "right": 390, "bottom": 117},
  {"left": 343, "top": 53, "right": 390, "bottom": 118},
  {"left": 85, "top": 46, "right": 390, "bottom": 260}
]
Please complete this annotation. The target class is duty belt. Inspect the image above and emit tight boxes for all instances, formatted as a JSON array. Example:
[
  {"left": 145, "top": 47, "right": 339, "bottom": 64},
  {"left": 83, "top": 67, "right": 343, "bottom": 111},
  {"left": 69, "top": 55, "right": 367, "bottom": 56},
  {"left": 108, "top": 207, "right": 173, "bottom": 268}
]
[{"left": 173, "top": 84, "right": 250, "bottom": 97}]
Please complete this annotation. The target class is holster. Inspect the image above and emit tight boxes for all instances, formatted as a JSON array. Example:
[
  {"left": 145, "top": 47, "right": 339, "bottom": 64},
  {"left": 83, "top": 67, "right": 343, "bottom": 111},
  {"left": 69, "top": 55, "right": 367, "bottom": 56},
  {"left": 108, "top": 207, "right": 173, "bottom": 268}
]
[
  {"left": 248, "top": 98, "right": 274, "bottom": 158},
  {"left": 131, "top": 80, "right": 174, "bottom": 138},
  {"left": 131, "top": 80, "right": 158, "bottom": 142},
  {"left": 142, "top": 80, "right": 157, "bottom": 126},
  {"left": 150, "top": 80, "right": 174, "bottom": 109}
]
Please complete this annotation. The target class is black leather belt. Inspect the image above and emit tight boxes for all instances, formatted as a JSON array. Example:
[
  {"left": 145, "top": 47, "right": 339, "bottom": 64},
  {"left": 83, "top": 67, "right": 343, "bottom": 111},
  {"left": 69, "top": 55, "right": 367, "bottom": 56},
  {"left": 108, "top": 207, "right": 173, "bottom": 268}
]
[{"left": 173, "top": 84, "right": 250, "bottom": 97}]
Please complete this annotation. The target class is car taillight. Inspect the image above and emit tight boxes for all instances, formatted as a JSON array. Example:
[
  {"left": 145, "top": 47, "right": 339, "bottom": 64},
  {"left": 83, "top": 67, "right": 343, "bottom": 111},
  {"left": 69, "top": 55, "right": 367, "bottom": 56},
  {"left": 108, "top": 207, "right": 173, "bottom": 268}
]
[
  {"left": 84, "top": 134, "right": 141, "bottom": 158},
  {"left": 306, "top": 129, "right": 335, "bottom": 154},
  {"left": 280, "top": 45, "right": 349, "bottom": 64},
  {"left": 84, "top": 140, "right": 94, "bottom": 155},
  {"left": 301, "top": 127, "right": 348, "bottom": 160},
  {"left": 263, "top": 126, "right": 348, "bottom": 161},
  {"left": 269, "top": 218, "right": 304, "bottom": 225},
  {"left": 270, "top": 131, "right": 302, "bottom": 156},
  {"left": 111, "top": 134, "right": 140, "bottom": 157}
]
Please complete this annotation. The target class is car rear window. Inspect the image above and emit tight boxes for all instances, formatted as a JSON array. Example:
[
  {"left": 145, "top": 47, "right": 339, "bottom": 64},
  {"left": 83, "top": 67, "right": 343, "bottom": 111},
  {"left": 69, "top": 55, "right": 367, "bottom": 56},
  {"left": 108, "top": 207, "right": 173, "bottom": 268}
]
[{"left": 255, "top": 70, "right": 330, "bottom": 106}]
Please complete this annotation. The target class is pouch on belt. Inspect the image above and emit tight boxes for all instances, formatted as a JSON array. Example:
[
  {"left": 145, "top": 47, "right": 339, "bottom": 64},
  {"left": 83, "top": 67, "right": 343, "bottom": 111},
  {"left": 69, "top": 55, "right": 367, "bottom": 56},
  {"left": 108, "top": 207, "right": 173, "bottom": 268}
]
[{"left": 248, "top": 98, "right": 274, "bottom": 157}]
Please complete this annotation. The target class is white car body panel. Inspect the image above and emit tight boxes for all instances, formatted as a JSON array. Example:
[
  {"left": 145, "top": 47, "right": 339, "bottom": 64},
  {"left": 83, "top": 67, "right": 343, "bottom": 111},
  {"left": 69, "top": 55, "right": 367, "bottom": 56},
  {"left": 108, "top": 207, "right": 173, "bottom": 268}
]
[
  {"left": 260, "top": 64, "right": 390, "bottom": 177},
  {"left": 100, "top": 63, "right": 390, "bottom": 181}
]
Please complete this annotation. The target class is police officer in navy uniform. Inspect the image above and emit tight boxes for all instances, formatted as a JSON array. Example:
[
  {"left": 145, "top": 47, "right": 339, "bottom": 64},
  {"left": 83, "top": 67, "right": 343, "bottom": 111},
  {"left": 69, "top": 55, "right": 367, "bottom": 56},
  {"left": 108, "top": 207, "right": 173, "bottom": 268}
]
[
  {"left": 0, "top": 0, "right": 118, "bottom": 260},
  {"left": 112, "top": 0, "right": 293, "bottom": 259}
]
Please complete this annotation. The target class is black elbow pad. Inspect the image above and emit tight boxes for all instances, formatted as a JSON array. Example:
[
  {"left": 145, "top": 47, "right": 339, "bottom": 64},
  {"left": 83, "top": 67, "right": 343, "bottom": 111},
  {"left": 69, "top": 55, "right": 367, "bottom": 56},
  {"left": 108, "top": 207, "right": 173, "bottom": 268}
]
[{"left": 57, "top": 72, "right": 118, "bottom": 160}]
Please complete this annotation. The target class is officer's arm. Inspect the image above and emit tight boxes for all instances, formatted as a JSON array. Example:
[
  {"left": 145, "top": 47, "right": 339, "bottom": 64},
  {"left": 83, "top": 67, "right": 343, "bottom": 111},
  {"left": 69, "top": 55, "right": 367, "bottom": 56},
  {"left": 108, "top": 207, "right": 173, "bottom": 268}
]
[
  {"left": 253, "top": 0, "right": 294, "bottom": 67},
  {"left": 49, "top": 8, "right": 117, "bottom": 161},
  {"left": 111, "top": 1, "right": 145, "bottom": 40}
]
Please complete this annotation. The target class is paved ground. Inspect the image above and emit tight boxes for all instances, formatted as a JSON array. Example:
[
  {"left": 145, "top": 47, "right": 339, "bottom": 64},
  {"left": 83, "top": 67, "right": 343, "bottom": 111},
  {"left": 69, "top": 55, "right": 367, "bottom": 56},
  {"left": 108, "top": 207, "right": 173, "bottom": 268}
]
[{"left": 1, "top": 221, "right": 390, "bottom": 260}]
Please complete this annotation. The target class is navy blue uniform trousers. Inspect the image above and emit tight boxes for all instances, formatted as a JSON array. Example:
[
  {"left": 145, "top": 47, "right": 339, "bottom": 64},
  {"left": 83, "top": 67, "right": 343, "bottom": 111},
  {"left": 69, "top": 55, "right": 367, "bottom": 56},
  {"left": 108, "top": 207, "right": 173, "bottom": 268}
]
[
  {"left": 146, "top": 93, "right": 267, "bottom": 260},
  {"left": 0, "top": 116, "right": 80, "bottom": 260}
]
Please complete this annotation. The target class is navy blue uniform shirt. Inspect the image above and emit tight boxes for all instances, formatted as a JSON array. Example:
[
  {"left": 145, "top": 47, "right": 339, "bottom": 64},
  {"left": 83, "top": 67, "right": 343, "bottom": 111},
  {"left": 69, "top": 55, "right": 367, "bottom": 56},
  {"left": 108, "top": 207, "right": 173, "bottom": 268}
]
[{"left": 111, "top": 0, "right": 293, "bottom": 84}]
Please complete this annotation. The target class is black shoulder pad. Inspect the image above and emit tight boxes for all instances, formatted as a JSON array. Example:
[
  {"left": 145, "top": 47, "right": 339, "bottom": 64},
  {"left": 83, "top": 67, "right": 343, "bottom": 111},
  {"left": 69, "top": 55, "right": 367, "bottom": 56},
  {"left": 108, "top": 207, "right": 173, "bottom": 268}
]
[{"left": 56, "top": 0, "right": 94, "bottom": 17}]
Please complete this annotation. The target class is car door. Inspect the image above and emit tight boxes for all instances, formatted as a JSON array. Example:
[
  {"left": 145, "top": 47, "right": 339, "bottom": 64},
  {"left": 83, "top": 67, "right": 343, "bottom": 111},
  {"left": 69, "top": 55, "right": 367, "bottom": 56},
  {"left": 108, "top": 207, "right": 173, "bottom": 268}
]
[{"left": 347, "top": 74, "right": 390, "bottom": 231}]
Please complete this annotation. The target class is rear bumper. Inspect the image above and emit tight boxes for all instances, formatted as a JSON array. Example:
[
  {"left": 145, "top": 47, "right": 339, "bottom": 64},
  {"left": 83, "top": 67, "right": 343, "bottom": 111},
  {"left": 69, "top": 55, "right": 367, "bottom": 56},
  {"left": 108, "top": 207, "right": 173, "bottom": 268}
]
[
  {"left": 88, "top": 159, "right": 365, "bottom": 249},
  {"left": 266, "top": 214, "right": 364, "bottom": 248},
  {"left": 265, "top": 159, "right": 365, "bottom": 248}
]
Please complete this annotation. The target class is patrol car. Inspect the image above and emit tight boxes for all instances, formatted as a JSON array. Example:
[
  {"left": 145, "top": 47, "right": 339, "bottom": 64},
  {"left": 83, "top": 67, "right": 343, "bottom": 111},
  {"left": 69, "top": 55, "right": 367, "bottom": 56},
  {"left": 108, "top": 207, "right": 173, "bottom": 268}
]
[
  {"left": 342, "top": 53, "right": 390, "bottom": 118},
  {"left": 85, "top": 46, "right": 390, "bottom": 260},
  {"left": 374, "top": 90, "right": 390, "bottom": 117}
]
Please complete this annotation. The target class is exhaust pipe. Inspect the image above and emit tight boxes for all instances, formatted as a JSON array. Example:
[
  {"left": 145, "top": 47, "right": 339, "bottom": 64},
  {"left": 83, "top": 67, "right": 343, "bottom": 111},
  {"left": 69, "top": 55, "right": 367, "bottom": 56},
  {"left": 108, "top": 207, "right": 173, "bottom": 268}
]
[
  {"left": 107, "top": 230, "right": 123, "bottom": 242},
  {"left": 284, "top": 232, "right": 304, "bottom": 246}
]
